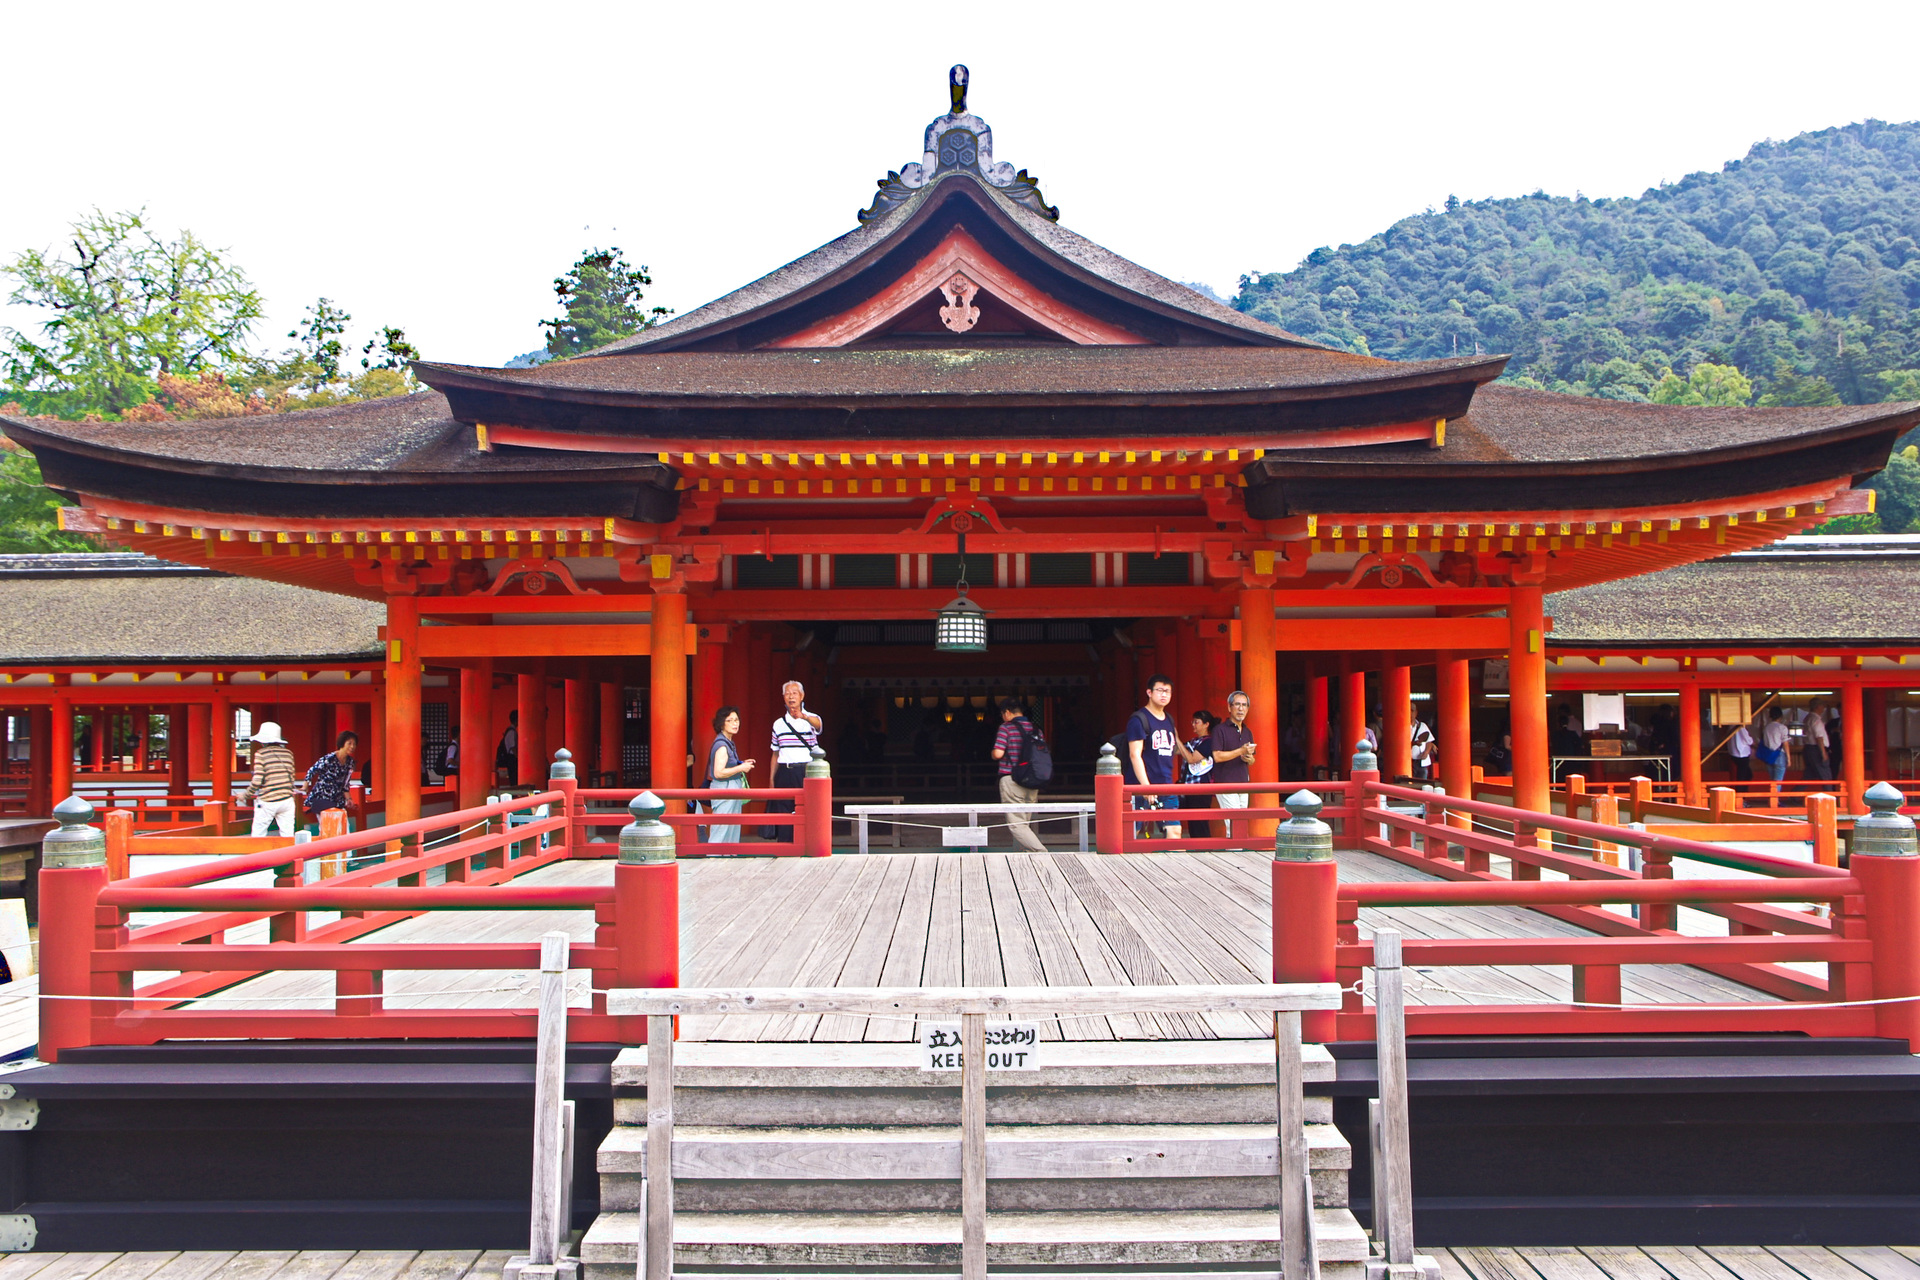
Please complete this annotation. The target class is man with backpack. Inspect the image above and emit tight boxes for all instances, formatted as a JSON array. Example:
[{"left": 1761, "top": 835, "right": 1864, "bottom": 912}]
[{"left": 991, "top": 698, "right": 1051, "bottom": 852}]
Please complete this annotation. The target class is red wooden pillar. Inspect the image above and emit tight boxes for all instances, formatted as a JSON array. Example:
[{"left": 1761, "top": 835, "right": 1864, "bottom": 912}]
[
  {"left": 167, "top": 703, "right": 190, "bottom": 798},
  {"left": 1340, "top": 668, "right": 1367, "bottom": 776},
  {"left": 1383, "top": 663, "right": 1412, "bottom": 779},
  {"left": 564, "top": 677, "right": 592, "bottom": 774},
  {"left": 650, "top": 591, "right": 689, "bottom": 793},
  {"left": 1306, "top": 667, "right": 1329, "bottom": 776},
  {"left": 1842, "top": 681, "right": 1867, "bottom": 813},
  {"left": 1679, "top": 678, "right": 1703, "bottom": 807},
  {"left": 459, "top": 661, "right": 493, "bottom": 811},
  {"left": 1509, "top": 584, "right": 1550, "bottom": 814},
  {"left": 1867, "top": 687, "right": 1890, "bottom": 781},
  {"left": 88, "top": 709, "right": 104, "bottom": 773},
  {"left": 599, "top": 682, "right": 624, "bottom": 785},
  {"left": 50, "top": 690, "right": 73, "bottom": 806},
  {"left": 1438, "top": 653, "right": 1472, "bottom": 801},
  {"left": 209, "top": 692, "right": 231, "bottom": 810},
  {"left": 1176, "top": 620, "right": 1206, "bottom": 722},
  {"left": 745, "top": 625, "right": 773, "bottom": 788},
  {"left": 1239, "top": 588, "right": 1279, "bottom": 835},
  {"left": 384, "top": 595, "right": 422, "bottom": 828},
  {"left": 517, "top": 667, "right": 547, "bottom": 788},
  {"left": 1201, "top": 620, "right": 1235, "bottom": 719},
  {"left": 188, "top": 703, "right": 210, "bottom": 780},
  {"left": 692, "top": 630, "right": 724, "bottom": 780},
  {"left": 368, "top": 689, "right": 385, "bottom": 803},
  {"left": 28, "top": 705, "right": 51, "bottom": 816}
]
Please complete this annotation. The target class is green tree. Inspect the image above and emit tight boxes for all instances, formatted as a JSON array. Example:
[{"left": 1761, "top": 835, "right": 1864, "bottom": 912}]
[
  {"left": 361, "top": 326, "right": 419, "bottom": 370},
  {"left": 1650, "top": 362, "right": 1752, "bottom": 406},
  {"left": 0, "top": 209, "right": 263, "bottom": 416},
  {"left": 541, "top": 248, "right": 670, "bottom": 360},
  {"left": 288, "top": 298, "right": 352, "bottom": 388},
  {"left": 0, "top": 438, "right": 96, "bottom": 553},
  {"left": 1868, "top": 445, "right": 1920, "bottom": 533}
]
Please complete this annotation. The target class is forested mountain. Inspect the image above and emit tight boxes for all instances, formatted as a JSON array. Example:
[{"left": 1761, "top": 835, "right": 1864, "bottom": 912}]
[{"left": 1233, "top": 121, "right": 1920, "bottom": 409}]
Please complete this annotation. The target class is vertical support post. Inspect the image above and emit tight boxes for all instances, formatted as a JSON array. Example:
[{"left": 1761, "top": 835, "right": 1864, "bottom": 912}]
[
  {"left": 1641, "top": 843, "right": 1675, "bottom": 932},
  {"left": 189, "top": 702, "right": 211, "bottom": 782},
  {"left": 1629, "top": 775, "right": 1653, "bottom": 824},
  {"left": 519, "top": 669, "right": 547, "bottom": 789},
  {"left": 37, "top": 797, "right": 106, "bottom": 1063},
  {"left": 692, "top": 633, "right": 725, "bottom": 790},
  {"left": 1709, "top": 786, "right": 1734, "bottom": 824},
  {"left": 167, "top": 703, "right": 191, "bottom": 800},
  {"left": 645, "top": 1012, "right": 674, "bottom": 1280},
  {"left": 1306, "top": 671, "right": 1331, "bottom": 777},
  {"left": 384, "top": 595, "right": 423, "bottom": 829},
  {"left": 1437, "top": 653, "right": 1470, "bottom": 810},
  {"left": 1240, "top": 588, "right": 1280, "bottom": 839},
  {"left": 28, "top": 705, "right": 51, "bottom": 818},
  {"left": 1095, "top": 743, "right": 1124, "bottom": 854},
  {"left": 1274, "top": 790, "right": 1339, "bottom": 1044},
  {"left": 1508, "top": 584, "right": 1549, "bottom": 814},
  {"left": 802, "top": 747, "right": 833, "bottom": 857},
  {"left": 650, "top": 590, "right": 689, "bottom": 794},
  {"left": 1176, "top": 618, "right": 1206, "bottom": 731},
  {"left": 318, "top": 807, "right": 350, "bottom": 878},
  {"left": 1843, "top": 681, "right": 1867, "bottom": 816},
  {"left": 1372, "top": 928, "right": 1413, "bottom": 1267},
  {"left": 1850, "top": 783, "right": 1920, "bottom": 1048},
  {"left": 102, "top": 807, "right": 132, "bottom": 882},
  {"left": 1808, "top": 793, "right": 1838, "bottom": 868},
  {"left": 961, "top": 1009, "right": 987, "bottom": 1280},
  {"left": 599, "top": 682, "right": 624, "bottom": 786},
  {"left": 1383, "top": 664, "right": 1412, "bottom": 780},
  {"left": 529, "top": 930, "right": 570, "bottom": 1267},
  {"left": 1276, "top": 1008, "right": 1316, "bottom": 1280},
  {"left": 1341, "top": 669, "right": 1367, "bottom": 781},
  {"left": 1867, "top": 687, "right": 1890, "bottom": 782},
  {"left": 208, "top": 691, "right": 231, "bottom": 821},
  {"left": 617, "top": 794, "right": 681, "bottom": 1044},
  {"left": 460, "top": 661, "right": 494, "bottom": 812},
  {"left": 50, "top": 691, "right": 73, "bottom": 816},
  {"left": 1592, "top": 794, "right": 1621, "bottom": 867},
  {"left": 550, "top": 749, "right": 578, "bottom": 858},
  {"left": 564, "top": 679, "right": 591, "bottom": 778},
  {"left": 1679, "top": 679, "right": 1703, "bottom": 807}
]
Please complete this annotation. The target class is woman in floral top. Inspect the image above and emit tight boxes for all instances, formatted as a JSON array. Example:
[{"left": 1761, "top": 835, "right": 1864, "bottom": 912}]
[{"left": 304, "top": 731, "right": 359, "bottom": 824}]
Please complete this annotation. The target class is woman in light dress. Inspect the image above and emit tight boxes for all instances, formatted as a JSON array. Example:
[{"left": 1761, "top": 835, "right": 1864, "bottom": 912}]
[{"left": 706, "top": 706, "right": 756, "bottom": 844}]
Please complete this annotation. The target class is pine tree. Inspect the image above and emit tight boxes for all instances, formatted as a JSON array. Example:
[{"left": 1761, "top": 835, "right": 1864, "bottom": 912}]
[{"left": 541, "top": 248, "right": 670, "bottom": 360}]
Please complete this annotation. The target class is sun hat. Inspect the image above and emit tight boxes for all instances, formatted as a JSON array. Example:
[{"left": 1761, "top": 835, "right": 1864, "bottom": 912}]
[{"left": 253, "top": 721, "right": 287, "bottom": 745}]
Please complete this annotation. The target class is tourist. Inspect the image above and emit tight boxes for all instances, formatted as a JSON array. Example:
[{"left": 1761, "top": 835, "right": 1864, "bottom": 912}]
[
  {"left": 304, "top": 731, "right": 358, "bottom": 832},
  {"left": 1182, "top": 709, "right": 1218, "bottom": 839},
  {"left": 1802, "top": 699, "right": 1833, "bottom": 781},
  {"left": 247, "top": 721, "right": 298, "bottom": 838},
  {"left": 766, "top": 681, "right": 822, "bottom": 841},
  {"left": 1728, "top": 722, "right": 1755, "bottom": 781},
  {"left": 495, "top": 711, "right": 518, "bottom": 786},
  {"left": 990, "top": 699, "right": 1047, "bottom": 852},
  {"left": 1759, "top": 708, "right": 1790, "bottom": 782},
  {"left": 1211, "top": 691, "right": 1255, "bottom": 839},
  {"left": 1126, "top": 674, "right": 1182, "bottom": 838},
  {"left": 706, "top": 706, "right": 754, "bottom": 845},
  {"left": 1410, "top": 705, "right": 1436, "bottom": 781}
]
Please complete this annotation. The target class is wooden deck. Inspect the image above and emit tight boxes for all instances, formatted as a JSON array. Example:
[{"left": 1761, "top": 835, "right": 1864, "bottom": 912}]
[
  {"left": 2, "top": 1244, "right": 1918, "bottom": 1280},
  {"left": 0, "top": 845, "right": 1764, "bottom": 1049}
]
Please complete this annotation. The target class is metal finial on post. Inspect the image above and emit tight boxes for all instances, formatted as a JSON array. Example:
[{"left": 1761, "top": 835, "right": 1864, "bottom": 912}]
[
  {"left": 805, "top": 745, "right": 831, "bottom": 780},
  {"left": 1095, "top": 742, "right": 1122, "bottom": 776},
  {"left": 1351, "top": 737, "right": 1378, "bottom": 774},
  {"left": 1853, "top": 782, "right": 1917, "bottom": 858},
  {"left": 949, "top": 63, "right": 970, "bottom": 115},
  {"left": 1275, "top": 790, "right": 1333, "bottom": 863},
  {"left": 619, "top": 792, "right": 676, "bottom": 865},
  {"left": 42, "top": 795, "right": 105, "bottom": 868},
  {"left": 548, "top": 747, "right": 575, "bottom": 782}
]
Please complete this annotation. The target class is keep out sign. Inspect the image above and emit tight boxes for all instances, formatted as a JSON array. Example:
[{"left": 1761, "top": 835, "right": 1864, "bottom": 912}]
[{"left": 919, "top": 1022, "right": 1042, "bottom": 1071}]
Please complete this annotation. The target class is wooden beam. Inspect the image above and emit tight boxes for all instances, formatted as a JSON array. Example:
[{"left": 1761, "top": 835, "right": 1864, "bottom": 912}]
[{"left": 416, "top": 624, "right": 697, "bottom": 659}]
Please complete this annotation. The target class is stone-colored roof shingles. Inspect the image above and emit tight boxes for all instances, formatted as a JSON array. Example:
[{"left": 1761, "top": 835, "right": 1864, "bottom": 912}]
[
  {"left": 1547, "top": 557, "right": 1920, "bottom": 646},
  {"left": 0, "top": 575, "right": 384, "bottom": 664}
]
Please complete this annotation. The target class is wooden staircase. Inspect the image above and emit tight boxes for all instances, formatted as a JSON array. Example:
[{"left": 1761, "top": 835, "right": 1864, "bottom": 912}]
[{"left": 580, "top": 1039, "right": 1368, "bottom": 1278}]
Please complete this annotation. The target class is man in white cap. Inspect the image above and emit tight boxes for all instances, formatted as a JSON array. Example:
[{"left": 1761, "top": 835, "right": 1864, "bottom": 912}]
[{"left": 248, "top": 721, "right": 299, "bottom": 837}]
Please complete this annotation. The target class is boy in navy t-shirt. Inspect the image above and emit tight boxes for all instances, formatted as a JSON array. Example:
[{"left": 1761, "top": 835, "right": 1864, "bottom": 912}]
[{"left": 1126, "top": 674, "right": 1183, "bottom": 838}]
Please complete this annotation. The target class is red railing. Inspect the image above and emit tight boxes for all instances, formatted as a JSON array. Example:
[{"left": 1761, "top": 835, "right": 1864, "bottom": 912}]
[
  {"left": 32, "top": 754, "right": 790, "bottom": 1060},
  {"left": 1097, "top": 775, "right": 1358, "bottom": 853}
]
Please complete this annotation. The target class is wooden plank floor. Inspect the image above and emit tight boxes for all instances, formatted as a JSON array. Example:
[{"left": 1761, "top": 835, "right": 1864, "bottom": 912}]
[
  {"left": 3, "top": 1244, "right": 1917, "bottom": 1280},
  {"left": 63, "top": 846, "right": 1776, "bottom": 1046}
]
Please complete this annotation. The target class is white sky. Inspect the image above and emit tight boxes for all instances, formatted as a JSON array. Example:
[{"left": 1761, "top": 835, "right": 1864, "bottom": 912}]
[{"left": 3, "top": 0, "right": 1917, "bottom": 368}]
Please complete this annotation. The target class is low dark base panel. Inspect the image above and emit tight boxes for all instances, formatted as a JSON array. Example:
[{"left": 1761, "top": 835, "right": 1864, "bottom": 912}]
[
  {"left": 1404, "top": 1196, "right": 1920, "bottom": 1246},
  {"left": 23, "top": 1199, "right": 533, "bottom": 1252}
]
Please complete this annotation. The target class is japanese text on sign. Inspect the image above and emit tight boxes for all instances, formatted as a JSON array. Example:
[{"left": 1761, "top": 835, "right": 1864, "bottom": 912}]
[{"left": 919, "top": 1021, "right": 1042, "bottom": 1071}]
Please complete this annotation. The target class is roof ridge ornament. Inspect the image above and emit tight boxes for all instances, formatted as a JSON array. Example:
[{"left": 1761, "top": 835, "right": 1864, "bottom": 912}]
[{"left": 858, "top": 64, "right": 1059, "bottom": 225}]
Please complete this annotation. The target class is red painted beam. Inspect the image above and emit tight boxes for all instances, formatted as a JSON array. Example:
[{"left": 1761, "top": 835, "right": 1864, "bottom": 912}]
[
  {"left": 1337, "top": 936, "right": 1866, "bottom": 966},
  {"left": 1340, "top": 876, "right": 1857, "bottom": 906},
  {"left": 1336, "top": 1005, "right": 1875, "bottom": 1039},
  {"left": 96, "top": 943, "right": 621, "bottom": 971},
  {"left": 102, "top": 884, "right": 611, "bottom": 912}
]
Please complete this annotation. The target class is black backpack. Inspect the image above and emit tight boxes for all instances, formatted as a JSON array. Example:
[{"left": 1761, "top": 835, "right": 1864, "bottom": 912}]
[{"left": 1012, "top": 718, "right": 1054, "bottom": 789}]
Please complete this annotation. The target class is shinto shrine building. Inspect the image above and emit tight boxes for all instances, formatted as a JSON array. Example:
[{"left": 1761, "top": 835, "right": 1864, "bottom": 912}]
[{"left": 3, "top": 70, "right": 1918, "bottom": 832}]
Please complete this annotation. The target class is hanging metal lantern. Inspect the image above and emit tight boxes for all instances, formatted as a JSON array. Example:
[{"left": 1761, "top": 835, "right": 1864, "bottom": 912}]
[{"left": 934, "top": 586, "right": 988, "bottom": 652}]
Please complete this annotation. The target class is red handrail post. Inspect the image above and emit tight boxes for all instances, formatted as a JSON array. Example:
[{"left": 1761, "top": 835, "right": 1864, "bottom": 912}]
[
  {"left": 1850, "top": 783, "right": 1920, "bottom": 1048},
  {"left": 550, "top": 749, "right": 578, "bottom": 858},
  {"left": 1346, "top": 737, "right": 1381, "bottom": 852},
  {"left": 802, "top": 748, "right": 833, "bottom": 857},
  {"left": 1709, "top": 786, "right": 1734, "bottom": 824},
  {"left": 616, "top": 793, "right": 680, "bottom": 1046},
  {"left": 1095, "top": 744, "right": 1124, "bottom": 854},
  {"left": 38, "top": 797, "right": 108, "bottom": 1063},
  {"left": 102, "top": 807, "right": 132, "bottom": 882},
  {"left": 1273, "top": 789, "right": 1338, "bottom": 1044},
  {"left": 1808, "top": 793, "right": 1839, "bottom": 868},
  {"left": 1641, "top": 845, "right": 1677, "bottom": 932},
  {"left": 1629, "top": 775, "right": 1653, "bottom": 825}
]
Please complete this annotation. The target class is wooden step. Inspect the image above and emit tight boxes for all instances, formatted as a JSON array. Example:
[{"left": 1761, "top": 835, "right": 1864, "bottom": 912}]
[
  {"left": 611, "top": 1038, "right": 1336, "bottom": 1088},
  {"left": 599, "top": 1121, "right": 1351, "bottom": 1180},
  {"left": 580, "top": 1206, "right": 1370, "bottom": 1272},
  {"left": 615, "top": 1084, "right": 1335, "bottom": 1126},
  {"left": 604, "top": 1169, "right": 1351, "bottom": 1213}
]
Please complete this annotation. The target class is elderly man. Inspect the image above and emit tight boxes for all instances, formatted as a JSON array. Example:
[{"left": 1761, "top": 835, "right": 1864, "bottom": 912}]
[{"left": 765, "top": 680, "right": 823, "bottom": 842}]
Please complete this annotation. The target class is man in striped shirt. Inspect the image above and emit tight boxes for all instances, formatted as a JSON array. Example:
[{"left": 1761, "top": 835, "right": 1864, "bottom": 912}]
[
  {"left": 766, "top": 681, "right": 822, "bottom": 842},
  {"left": 247, "top": 721, "right": 299, "bottom": 838}
]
